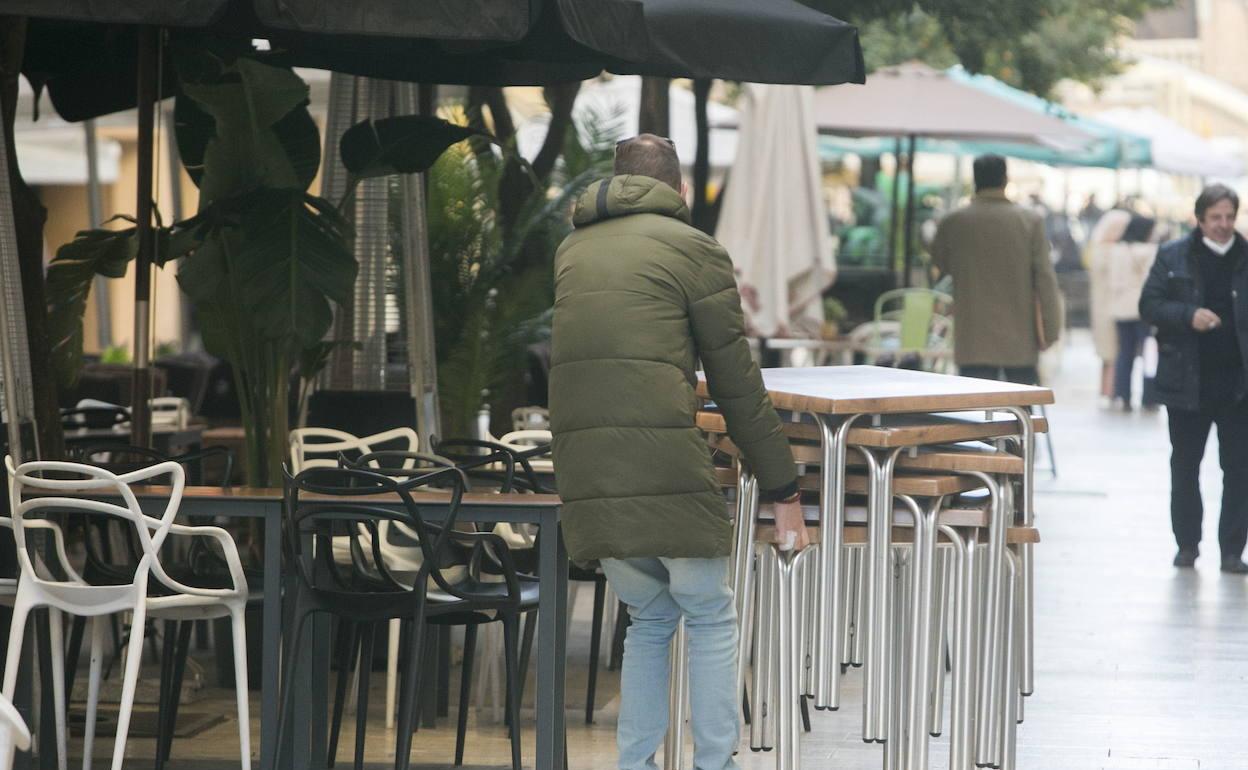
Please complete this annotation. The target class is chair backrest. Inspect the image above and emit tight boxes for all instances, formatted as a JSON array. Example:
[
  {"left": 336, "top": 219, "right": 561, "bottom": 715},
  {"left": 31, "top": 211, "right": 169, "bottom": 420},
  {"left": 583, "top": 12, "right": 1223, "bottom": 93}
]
[
  {"left": 4, "top": 456, "right": 184, "bottom": 593},
  {"left": 61, "top": 402, "right": 130, "bottom": 431},
  {"left": 149, "top": 397, "right": 191, "bottom": 429},
  {"left": 283, "top": 465, "right": 466, "bottom": 597},
  {"left": 289, "top": 427, "right": 419, "bottom": 474},
  {"left": 0, "top": 693, "right": 30, "bottom": 769},
  {"left": 511, "top": 407, "right": 550, "bottom": 432},
  {"left": 871, "top": 288, "right": 954, "bottom": 358}
]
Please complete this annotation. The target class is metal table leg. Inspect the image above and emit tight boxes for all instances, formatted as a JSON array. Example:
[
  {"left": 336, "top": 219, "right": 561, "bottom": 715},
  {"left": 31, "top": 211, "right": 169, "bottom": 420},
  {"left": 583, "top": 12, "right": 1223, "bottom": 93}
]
[
  {"left": 535, "top": 512, "right": 568, "bottom": 770},
  {"left": 1002, "top": 406, "right": 1036, "bottom": 698},
  {"left": 815, "top": 414, "right": 860, "bottom": 711},
  {"left": 902, "top": 495, "right": 944, "bottom": 770},
  {"left": 261, "top": 502, "right": 282, "bottom": 770}
]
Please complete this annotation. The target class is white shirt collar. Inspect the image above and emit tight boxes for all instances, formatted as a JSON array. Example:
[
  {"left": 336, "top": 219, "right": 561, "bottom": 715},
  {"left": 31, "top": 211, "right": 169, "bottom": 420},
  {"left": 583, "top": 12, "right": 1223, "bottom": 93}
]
[{"left": 1203, "top": 235, "right": 1235, "bottom": 256}]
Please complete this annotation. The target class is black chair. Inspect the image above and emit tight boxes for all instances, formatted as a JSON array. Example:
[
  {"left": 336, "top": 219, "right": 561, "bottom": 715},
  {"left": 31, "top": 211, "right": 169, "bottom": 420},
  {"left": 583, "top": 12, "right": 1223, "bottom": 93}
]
[
  {"left": 343, "top": 449, "right": 536, "bottom": 767},
  {"left": 280, "top": 465, "right": 536, "bottom": 770},
  {"left": 436, "top": 438, "right": 611, "bottom": 724},
  {"left": 63, "top": 443, "right": 250, "bottom": 770}
]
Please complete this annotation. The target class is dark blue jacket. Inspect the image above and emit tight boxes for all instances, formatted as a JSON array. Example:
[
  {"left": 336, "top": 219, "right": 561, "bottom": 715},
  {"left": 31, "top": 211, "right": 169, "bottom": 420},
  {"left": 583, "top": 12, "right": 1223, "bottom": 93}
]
[{"left": 1138, "top": 231, "right": 1248, "bottom": 410}]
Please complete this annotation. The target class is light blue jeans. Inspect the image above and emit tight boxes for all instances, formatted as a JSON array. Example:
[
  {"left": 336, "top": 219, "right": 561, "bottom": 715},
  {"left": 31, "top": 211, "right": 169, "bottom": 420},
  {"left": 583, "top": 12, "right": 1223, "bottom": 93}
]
[{"left": 600, "top": 556, "right": 740, "bottom": 770}]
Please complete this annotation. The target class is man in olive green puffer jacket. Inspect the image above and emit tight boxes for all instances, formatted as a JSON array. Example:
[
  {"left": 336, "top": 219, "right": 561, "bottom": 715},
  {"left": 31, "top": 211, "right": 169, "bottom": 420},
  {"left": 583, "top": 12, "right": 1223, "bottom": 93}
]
[{"left": 550, "top": 135, "right": 807, "bottom": 770}]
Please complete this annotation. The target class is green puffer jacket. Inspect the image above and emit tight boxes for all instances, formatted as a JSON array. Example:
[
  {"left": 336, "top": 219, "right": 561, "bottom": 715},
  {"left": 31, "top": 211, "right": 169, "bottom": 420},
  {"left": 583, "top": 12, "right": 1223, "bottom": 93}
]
[{"left": 550, "top": 175, "right": 798, "bottom": 561}]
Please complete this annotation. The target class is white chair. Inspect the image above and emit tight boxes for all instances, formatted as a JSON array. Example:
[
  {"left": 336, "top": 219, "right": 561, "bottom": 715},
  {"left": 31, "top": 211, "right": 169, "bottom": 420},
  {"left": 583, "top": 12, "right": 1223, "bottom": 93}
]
[
  {"left": 0, "top": 694, "right": 31, "bottom": 770},
  {"left": 149, "top": 397, "right": 191, "bottom": 429},
  {"left": 3, "top": 457, "right": 251, "bottom": 770}
]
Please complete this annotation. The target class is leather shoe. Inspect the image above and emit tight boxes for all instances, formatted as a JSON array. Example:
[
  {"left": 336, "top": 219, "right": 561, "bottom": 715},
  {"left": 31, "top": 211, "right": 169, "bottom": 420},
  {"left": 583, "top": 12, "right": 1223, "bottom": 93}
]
[
  {"left": 1220, "top": 557, "right": 1248, "bottom": 574},
  {"left": 1173, "top": 548, "right": 1198, "bottom": 568}
]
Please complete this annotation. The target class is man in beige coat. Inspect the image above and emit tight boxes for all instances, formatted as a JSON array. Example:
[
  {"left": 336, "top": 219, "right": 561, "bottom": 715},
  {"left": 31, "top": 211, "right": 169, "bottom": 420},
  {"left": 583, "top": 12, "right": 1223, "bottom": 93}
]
[{"left": 930, "top": 155, "right": 1064, "bottom": 384}]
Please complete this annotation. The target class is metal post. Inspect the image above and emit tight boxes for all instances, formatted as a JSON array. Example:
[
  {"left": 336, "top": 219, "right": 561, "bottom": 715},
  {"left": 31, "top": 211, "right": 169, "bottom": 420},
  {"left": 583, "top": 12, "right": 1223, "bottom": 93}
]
[
  {"left": 398, "top": 83, "right": 443, "bottom": 447},
  {"left": 902, "top": 134, "right": 918, "bottom": 288},
  {"left": 83, "top": 119, "right": 111, "bottom": 350},
  {"left": 887, "top": 138, "right": 902, "bottom": 275},
  {"left": 0, "top": 106, "right": 34, "bottom": 460},
  {"left": 130, "top": 28, "right": 159, "bottom": 448}
]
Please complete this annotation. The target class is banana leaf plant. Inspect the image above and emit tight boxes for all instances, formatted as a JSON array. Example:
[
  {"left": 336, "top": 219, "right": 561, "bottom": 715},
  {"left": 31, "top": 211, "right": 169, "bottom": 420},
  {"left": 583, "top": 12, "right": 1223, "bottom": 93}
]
[{"left": 46, "top": 45, "right": 482, "bottom": 486}]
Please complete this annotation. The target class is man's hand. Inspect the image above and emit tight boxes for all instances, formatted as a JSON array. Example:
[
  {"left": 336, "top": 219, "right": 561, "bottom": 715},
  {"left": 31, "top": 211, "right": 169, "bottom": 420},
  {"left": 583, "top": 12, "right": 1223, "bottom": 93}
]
[
  {"left": 1193, "top": 308, "right": 1222, "bottom": 332},
  {"left": 771, "top": 498, "right": 810, "bottom": 552}
]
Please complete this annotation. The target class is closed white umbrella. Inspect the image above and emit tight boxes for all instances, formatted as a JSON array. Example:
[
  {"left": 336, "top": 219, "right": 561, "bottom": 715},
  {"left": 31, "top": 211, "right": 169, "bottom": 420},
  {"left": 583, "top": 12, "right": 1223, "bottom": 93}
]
[{"left": 715, "top": 83, "right": 833, "bottom": 338}]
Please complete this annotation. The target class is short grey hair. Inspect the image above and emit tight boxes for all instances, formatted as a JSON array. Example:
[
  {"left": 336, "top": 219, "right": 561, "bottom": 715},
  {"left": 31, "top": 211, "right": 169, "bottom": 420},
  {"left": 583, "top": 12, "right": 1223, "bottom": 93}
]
[{"left": 614, "top": 134, "right": 681, "bottom": 192}]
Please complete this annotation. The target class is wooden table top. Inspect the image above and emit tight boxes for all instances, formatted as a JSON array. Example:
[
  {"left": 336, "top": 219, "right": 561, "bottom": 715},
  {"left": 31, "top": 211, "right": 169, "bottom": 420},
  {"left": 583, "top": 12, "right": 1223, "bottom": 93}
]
[{"left": 697, "top": 365, "right": 1053, "bottom": 414}]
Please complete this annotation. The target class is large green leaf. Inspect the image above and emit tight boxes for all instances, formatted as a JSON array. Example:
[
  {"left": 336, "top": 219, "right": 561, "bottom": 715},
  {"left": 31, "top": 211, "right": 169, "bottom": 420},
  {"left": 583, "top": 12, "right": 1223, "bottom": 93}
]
[
  {"left": 176, "top": 51, "right": 316, "bottom": 204},
  {"left": 227, "top": 189, "right": 358, "bottom": 348},
  {"left": 46, "top": 214, "right": 206, "bottom": 387},
  {"left": 340, "top": 115, "right": 484, "bottom": 180}
]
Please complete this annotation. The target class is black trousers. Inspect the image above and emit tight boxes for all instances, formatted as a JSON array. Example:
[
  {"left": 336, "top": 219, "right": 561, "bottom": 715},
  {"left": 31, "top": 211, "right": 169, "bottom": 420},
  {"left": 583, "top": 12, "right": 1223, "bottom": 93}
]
[
  {"left": 959, "top": 365, "right": 1039, "bottom": 386},
  {"left": 1168, "top": 402, "right": 1248, "bottom": 558}
]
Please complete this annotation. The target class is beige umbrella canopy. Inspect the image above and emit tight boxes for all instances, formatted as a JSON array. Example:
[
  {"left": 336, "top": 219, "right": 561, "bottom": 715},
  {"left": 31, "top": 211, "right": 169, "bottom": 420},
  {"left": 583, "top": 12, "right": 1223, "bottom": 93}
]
[{"left": 810, "top": 62, "right": 1093, "bottom": 147}]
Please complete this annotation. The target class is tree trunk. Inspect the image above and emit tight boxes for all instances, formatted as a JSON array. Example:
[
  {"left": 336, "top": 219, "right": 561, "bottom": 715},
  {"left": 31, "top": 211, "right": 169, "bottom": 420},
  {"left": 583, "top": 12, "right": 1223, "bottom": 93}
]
[
  {"left": 638, "top": 77, "right": 671, "bottom": 137},
  {"left": 0, "top": 18, "right": 62, "bottom": 460},
  {"left": 691, "top": 79, "right": 712, "bottom": 233}
]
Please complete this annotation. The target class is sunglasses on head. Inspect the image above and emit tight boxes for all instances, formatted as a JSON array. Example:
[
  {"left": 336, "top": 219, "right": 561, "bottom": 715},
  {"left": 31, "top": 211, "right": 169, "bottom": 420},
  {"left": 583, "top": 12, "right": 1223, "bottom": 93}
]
[{"left": 616, "top": 136, "right": 676, "bottom": 149}]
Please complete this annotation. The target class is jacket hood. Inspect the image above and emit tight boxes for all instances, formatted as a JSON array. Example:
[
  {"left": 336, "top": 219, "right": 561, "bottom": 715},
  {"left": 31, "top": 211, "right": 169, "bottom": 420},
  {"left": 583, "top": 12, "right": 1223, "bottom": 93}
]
[{"left": 573, "top": 175, "right": 691, "bottom": 228}]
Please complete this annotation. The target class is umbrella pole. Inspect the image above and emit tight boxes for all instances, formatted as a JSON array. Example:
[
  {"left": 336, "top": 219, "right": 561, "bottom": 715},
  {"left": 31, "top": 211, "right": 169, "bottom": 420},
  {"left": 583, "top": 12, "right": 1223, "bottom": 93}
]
[
  {"left": 130, "top": 27, "right": 158, "bottom": 449},
  {"left": 902, "top": 134, "right": 917, "bottom": 288},
  {"left": 84, "top": 119, "right": 112, "bottom": 350},
  {"left": 888, "top": 138, "right": 902, "bottom": 280}
]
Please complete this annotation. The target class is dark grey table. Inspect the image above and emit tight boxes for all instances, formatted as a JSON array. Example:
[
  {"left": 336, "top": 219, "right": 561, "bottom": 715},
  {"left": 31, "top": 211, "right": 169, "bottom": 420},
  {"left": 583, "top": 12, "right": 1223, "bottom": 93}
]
[{"left": 122, "top": 486, "right": 567, "bottom": 770}]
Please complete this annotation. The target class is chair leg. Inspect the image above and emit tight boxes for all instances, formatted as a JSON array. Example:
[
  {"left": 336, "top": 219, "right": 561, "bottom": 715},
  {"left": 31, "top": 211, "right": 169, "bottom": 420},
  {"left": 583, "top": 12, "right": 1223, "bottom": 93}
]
[
  {"left": 586, "top": 578, "right": 606, "bottom": 724},
  {"left": 502, "top": 614, "right": 523, "bottom": 770},
  {"left": 385, "top": 619, "right": 400, "bottom": 730},
  {"left": 110, "top": 603, "right": 148, "bottom": 770},
  {"left": 154, "top": 621, "right": 179, "bottom": 770},
  {"left": 83, "top": 617, "right": 105, "bottom": 770},
  {"left": 516, "top": 611, "right": 536, "bottom": 712},
  {"left": 157, "top": 621, "right": 194, "bottom": 769},
  {"left": 608, "top": 600, "right": 629, "bottom": 671},
  {"left": 328, "top": 620, "right": 359, "bottom": 768},
  {"left": 394, "top": 605, "right": 427, "bottom": 770},
  {"left": 353, "top": 623, "right": 377, "bottom": 770},
  {"left": 64, "top": 615, "right": 85, "bottom": 704},
  {"left": 229, "top": 606, "right": 253, "bottom": 770},
  {"left": 47, "top": 609, "right": 67, "bottom": 770},
  {"left": 455, "top": 624, "right": 478, "bottom": 767}
]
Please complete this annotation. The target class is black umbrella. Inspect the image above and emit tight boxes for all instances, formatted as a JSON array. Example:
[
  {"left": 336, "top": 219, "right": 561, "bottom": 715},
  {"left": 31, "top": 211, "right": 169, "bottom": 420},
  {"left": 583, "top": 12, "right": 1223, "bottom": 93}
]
[{"left": 2, "top": 0, "right": 862, "bottom": 447}]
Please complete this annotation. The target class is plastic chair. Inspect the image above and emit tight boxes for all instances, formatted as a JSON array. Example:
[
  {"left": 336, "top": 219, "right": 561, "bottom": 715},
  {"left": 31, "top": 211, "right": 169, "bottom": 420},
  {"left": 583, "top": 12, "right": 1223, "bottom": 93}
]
[
  {"left": 3, "top": 457, "right": 251, "bottom": 770},
  {"left": 279, "top": 466, "right": 534, "bottom": 770},
  {"left": 149, "top": 397, "right": 191, "bottom": 430},
  {"left": 0, "top": 694, "right": 31, "bottom": 770},
  {"left": 63, "top": 443, "right": 245, "bottom": 770},
  {"left": 852, "top": 288, "right": 955, "bottom": 372}
]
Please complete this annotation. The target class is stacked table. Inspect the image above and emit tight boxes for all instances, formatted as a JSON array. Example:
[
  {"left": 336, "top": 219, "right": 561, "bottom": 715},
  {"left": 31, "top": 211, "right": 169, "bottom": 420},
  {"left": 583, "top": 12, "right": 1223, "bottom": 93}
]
[{"left": 693, "top": 365, "right": 1053, "bottom": 770}]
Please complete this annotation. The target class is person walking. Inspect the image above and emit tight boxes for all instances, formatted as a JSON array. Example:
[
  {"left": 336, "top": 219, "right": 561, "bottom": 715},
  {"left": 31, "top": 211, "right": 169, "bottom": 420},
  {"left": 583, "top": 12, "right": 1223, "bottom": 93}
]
[
  {"left": 1139, "top": 184, "right": 1248, "bottom": 573},
  {"left": 1107, "top": 214, "right": 1160, "bottom": 410},
  {"left": 1086, "top": 209, "right": 1132, "bottom": 404},
  {"left": 549, "top": 134, "right": 808, "bottom": 770},
  {"left": 929, "top": 154, "right": 1064, "bottom": 384}
]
